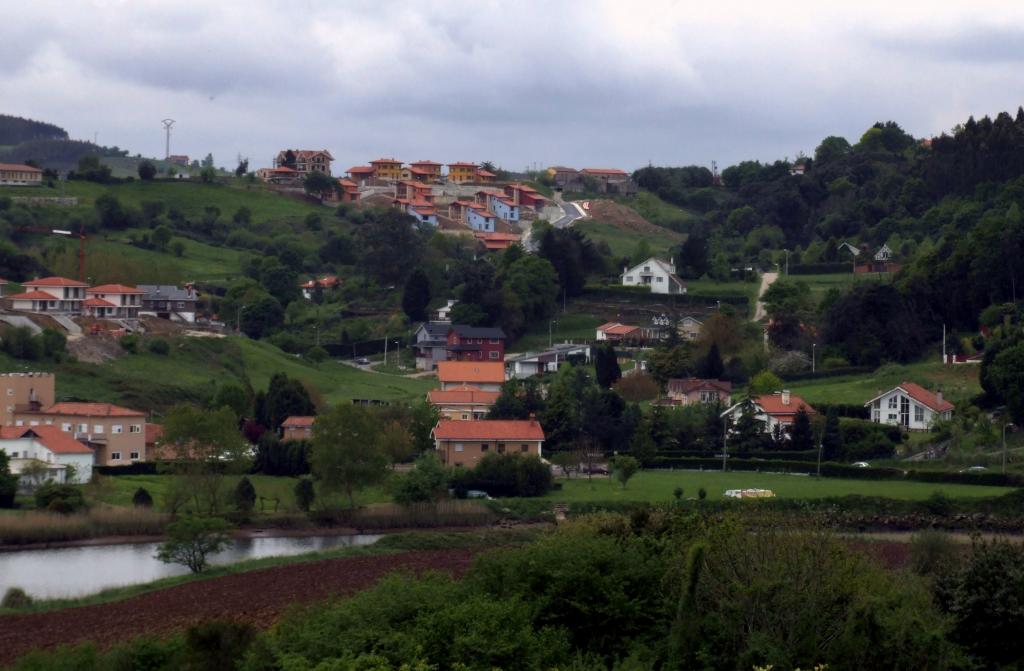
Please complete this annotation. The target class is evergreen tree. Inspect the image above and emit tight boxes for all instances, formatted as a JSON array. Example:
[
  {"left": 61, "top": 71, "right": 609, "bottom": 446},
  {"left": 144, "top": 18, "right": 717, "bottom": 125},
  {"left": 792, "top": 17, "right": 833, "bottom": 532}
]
[
  {"left": 401, "top": 269, "right": 432, "bottom": 322},
  {"left": 789, "top": 408, "right": 814, "bottom": 452},
  {"left": 131, "top": 487, "right": 153, "bottom": 508},
  {"left": 821, "top": 408, "right": 843, "bottom": 461},
  {"left": 700, "top": 343, "right": 724, "bottom": 379},
  {"left": 294, "top": 478, "right": 315, "bottom": 512},
  {"left": 593, "top": 342, "right": 622, "bottom": 388},
  {"left": 233, "top": 476, "right": 256, "bottom": 514}
]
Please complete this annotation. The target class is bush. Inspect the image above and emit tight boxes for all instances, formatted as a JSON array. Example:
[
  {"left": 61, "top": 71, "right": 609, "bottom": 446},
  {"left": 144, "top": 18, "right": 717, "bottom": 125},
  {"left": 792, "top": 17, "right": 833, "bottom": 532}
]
[
  {"left": 147, "top": 338, "right": 170, "bottom": 355},
  {"left": 183, "top": 620, "right": 257, "bottom": 671},
  {"left": 2, "top": 586, "right": 33, "bottom": 609},
  {"left": 451, "top": 453, "right": 552, "bottom": 498},
  {"left": 393, "top": 454, "right": 449, "bottom": 505},
  {"left": 233, "top": 476, "right": 256, "bottom": 514},
  {"left": 156, "top": 516, "right": 232, "bottom": 573},
  {"left": 34, "top": 483, "right": 86, "bottom": 512},
  {"left": 119, "top": 334, "right": 139, "bottom": 353},
  {"left": 132, "top": 487, "right": 154, "bottom": 508},
  {"left": 294, "top": 478, "right": 315, "bottom": 512}
]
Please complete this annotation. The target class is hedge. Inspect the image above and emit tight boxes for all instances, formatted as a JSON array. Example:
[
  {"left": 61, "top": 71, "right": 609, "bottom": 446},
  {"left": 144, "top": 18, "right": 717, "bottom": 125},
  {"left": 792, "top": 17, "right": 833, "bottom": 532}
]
[
  {"left": 808, "top": 402, "right": 871, "bottom": 419},
  {"left": 581, "top": 285, "right": 750, "bottom": 307},
  {"left": 657, "top": 449, "right": 818, "bottom": 462},
  {"left": 788, "top": 262, "right": 853, "bottom": 275}
]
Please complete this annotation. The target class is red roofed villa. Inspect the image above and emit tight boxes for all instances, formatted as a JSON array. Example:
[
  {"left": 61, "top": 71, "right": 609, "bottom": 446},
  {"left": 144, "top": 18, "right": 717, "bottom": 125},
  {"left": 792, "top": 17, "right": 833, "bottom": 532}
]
[
  {"left": 13, "top": 401, "right": 147, "bottom": 466},
  {"left": 282, "top": 416, "right": 316, "bottom": 442},
  {"left": 8, "top": 276, "right": 89, "bottom": 313},
  {"left": 866, "top": 382, "right": 954, "bottom": 430},
  {"left": 427, "top": 386, "right": 501, "bottom": 421},
  {"left": 0, "top": 163, "right": 43, "bottom": 186},
  {"left": 721, "top": 390, "right": 816, "bottom": 434},
  {"left": 0, "top": 426, "right": 94, "bottom": 484},
  {"left": 85, "top": 284, "right": 144, "bottom": 319},
  {"left": 432, "top": 417, "right": 544, "bottom": 468},
  {"left": 596, "top": 322, "right": 642, "bottom": 342}
]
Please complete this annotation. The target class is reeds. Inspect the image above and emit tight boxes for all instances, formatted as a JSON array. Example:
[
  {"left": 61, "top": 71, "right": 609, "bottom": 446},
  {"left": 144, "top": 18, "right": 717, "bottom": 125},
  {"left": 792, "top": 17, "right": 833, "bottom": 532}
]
[
  {"left": 0, "top": 508, "right": 169, "bottom": 546},
  {"left": 309, "top": 500, "right": 497, "bottom": 529}
]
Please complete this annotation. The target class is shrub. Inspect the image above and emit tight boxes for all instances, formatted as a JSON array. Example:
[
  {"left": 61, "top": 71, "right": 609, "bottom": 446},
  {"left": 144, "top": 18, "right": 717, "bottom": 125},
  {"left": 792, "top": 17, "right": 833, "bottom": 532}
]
[
  {"left": 698, "top": 487, "right": 707, "bottom": 500},
  {"left": 294, "top": 478, "right": 315, "bottom": 512},
  {"left": 156, "top": 516, "right": 232, "bottom": 573},
  {"left": 131, "top": 487, "right": 153, "bottom": 508},
  {"left": 451, "top": 453, "right": 552, "bottom": 498},
  {"left": 119, "top": 334, "right": 139, "bottom": 353},
  {"left": 2, "top": 586, "right": 33, "bottom": 609},
  {"left": 909, "top": 530, "right": 960, "bottom": 577},
  {"left": 34, "top": 483, "right": 86, "bottom": 513},
  {"left": 233, "top": 476, "right": 256, "bottom": 514},
  {"left": 147, "top": 338, "right": 170, "bottom": 355},
  {"left": 183, "top": 620, "right": 257, "bottom": 671},
  {"left": 613, "top": 374, "right": 660, "bottom": 402},
  {"left": 393, "top": 454, "right": 449, "bottom": 505}
]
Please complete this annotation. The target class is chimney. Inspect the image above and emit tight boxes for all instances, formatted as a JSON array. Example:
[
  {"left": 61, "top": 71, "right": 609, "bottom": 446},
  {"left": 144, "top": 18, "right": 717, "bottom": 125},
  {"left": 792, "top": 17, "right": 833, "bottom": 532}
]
[
  {"left": 529, "top": 412, "right": 537, "bottom": 425},
  {"left": 936, "top": 390, "right": 943, "bottom": 405},
  {"left": 781, "top": 390, "right": 791, "bottom": 406}
]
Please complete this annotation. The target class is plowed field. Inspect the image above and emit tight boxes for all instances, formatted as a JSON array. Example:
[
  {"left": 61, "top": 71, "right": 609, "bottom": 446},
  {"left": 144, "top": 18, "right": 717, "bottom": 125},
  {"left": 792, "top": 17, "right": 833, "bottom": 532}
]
[{"left": 0, "top": 548, "right": 478, "bottom": 666}]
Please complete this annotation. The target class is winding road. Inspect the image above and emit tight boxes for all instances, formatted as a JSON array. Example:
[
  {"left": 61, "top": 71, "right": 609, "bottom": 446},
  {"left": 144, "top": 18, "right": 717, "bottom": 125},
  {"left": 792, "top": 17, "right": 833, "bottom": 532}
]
[{"left": 753, "top": 271, "right": 779, "bottom": 321}]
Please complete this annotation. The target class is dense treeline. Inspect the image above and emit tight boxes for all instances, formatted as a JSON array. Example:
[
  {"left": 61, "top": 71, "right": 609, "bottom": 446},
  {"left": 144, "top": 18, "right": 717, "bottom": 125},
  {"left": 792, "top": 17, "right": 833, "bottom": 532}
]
[
  {"left": 0, "top": 114, "right": 67, "bottom": 145},
  {"left": 0, "top": 139, "right": 129, "bottom": 168}
]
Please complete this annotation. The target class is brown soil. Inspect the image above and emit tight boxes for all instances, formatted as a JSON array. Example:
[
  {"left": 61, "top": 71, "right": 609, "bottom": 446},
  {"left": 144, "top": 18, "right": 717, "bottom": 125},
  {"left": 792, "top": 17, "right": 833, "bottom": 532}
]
[
  {"left": 0, "top": 548, "right": 479, "bottom": 665},
  {"left": 67, "top": 332, "right": 125, "bottom": 364},
  {"left": 585, "top": 199, "right": 683, "bottom": 238}
]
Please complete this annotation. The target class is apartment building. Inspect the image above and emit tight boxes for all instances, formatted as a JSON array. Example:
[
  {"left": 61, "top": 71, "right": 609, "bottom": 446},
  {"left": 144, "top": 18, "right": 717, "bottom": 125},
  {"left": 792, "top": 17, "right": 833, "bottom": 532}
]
[
  {"left": 432, "top": 418, "right": 544, "bottom": 468},
  {"left": 370, "top": 158, "right": 403, "bottom": 181},
  {"left": 0, "top": 372, "right": 55, "bottom": 427},
  {"left": 447, "top": 162, "right": 478, "bottom": 184},
  {"left": 7, "top": 276, "right": 88, "bottom": 314},
  {"left": 0, "top": 163, "right": 43, "bottom": 186},
  {"left": 84, "top": 284, "right": 144, "bottom": 319},
  {"left": 14, "top": 402, "right": 147, "bottom": 466}
]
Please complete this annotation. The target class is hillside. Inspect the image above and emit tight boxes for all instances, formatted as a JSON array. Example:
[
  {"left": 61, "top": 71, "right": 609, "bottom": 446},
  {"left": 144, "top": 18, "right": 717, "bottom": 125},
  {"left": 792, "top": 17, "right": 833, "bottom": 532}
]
[
  {"left": 576, "top": 198, "right": 685, "bottom": 257},
  {"left": 0, "top": 114, "right": 67, "bottom": 146}
]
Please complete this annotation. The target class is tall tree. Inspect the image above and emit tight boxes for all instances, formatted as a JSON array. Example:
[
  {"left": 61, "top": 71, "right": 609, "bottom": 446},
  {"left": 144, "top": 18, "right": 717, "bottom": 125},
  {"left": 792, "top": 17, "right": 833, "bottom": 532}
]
[
  {"left": 789, "top": 408, "right": 814, "bottom": 452},
  {"left": 593, "top": 342, "right": 622, "bottom": 388},
  {"left": 304, "top": 170, "right": 341, "bottom": 201},
  {"left": 699, "top": 343, "right": 724, "bottom": 379},
  {"left": 310, "top": 405, "right": 389, "bottom": 508},
  {"left": 162, "top": 405, "right": 249, "bottom": 514},
  {"left": 821, "top": 408, "right": 843, "bottom": 461},
  {"left": 263, "top": 373, "right": 315, "bottom": 431},
  {"left": 402, "top": 268, "right": 432, "bottom": 322}
]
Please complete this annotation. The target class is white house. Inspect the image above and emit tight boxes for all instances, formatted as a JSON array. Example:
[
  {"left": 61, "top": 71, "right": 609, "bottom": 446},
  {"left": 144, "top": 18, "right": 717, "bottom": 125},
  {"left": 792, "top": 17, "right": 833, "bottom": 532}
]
[
  {"left": 436, "top": 299, "right": 457, "bottom": 322},
  {"left": 506, "top": 343, "right": 591, "bottom": 379},
  {"left": 85, "top": 284, "right": 144, "bottom": 319},
  {"left": 865, "top": 382, "right": 953, "bottom": 431},
  {"left": 0, "top": 426, "right": 94, "bottom": 485},
  {"left": 721, "top": 390, "right": 816, "bottom": 434},
  {"left": 7, "top": 276, "right": 88, "bottom": 314},
  {"left": 621, "top": 258, "right": 687, "bottom": 295}
]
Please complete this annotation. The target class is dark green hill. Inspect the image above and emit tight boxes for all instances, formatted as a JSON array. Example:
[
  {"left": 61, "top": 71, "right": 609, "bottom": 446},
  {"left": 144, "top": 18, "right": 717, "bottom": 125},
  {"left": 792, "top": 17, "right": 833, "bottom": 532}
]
[{"left": 0, "top": 113, "right": 67, "bottom": 145}]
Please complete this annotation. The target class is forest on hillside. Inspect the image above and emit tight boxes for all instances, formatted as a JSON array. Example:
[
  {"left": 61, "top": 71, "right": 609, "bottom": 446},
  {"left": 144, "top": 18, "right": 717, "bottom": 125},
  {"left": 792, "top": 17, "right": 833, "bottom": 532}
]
[{"left": 0, "top": 114, "right": 67, "bottom": 145}]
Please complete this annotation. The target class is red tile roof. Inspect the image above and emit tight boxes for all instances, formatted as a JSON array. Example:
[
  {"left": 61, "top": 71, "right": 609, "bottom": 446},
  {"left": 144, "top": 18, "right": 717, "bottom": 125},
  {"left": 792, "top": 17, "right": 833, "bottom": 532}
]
[
  {"left": 448, "top": 162, "right": 478, "bottom": 167},
  {"left": 597, "top": 322, "right": 641, "bottom": 336},
  {"left": 411, "top": 160, "right": 442, "bottom": 167},
  {"left": 145, "top": 423, "right": 164, "bottom": 445},
  {"left": 897, "top": 382, "right": 955, "bottom": 412},
  {"left": 84, "top": 297, "right": 117, "bottom": 307},
  {"left": 0, "top": 163, "right": 43, "bottom": 173},
  {"left": 282, "top": 416, "right": 316, "bottom": 428},
  {"left": 428, "top": 388, "right": 501, "bottom": 405},
  {"left": 88, "top": 284, "right": 144, "bottom": 294},
  {"left": 433, "top": 419, "right": 544, "bottom": 441},
  {"left": 347, "top": 166, "right": 375, "bottom": 174},
  {"left": 473, "top": 232, "right": 520, "bottom": 241},
  {"left": 338, "top": 178, "right": 357, "bottom": 188},
  {"left": 24, "top": 276, "right": 89, "bottom": 288},
  {"left": 0, "top": 426, "right": 93, "bottom": 454},
  {"left": 754, "top": 393, "right": 815, "bottom": 416},
  {"left": 41, "top": 402, "right": 146, "bottom": 417},
  {"left": 407, "top": 166, "right": 432, "bottom": 175},
  {"left": 437, "top": 361, "right": 505, "bottom": 384},
  {"left": 370, "top": 158, "right": 401, "bottom": 165},
  {"left": 7, "top": 290, "right": 57, "bottom": 300},
  {"left": 266, "top": 167, "right": 297, "bottom": 173},
  {"left": 668, "top": 378, "right": 732, "bottom": 394},
  {"left": 581, "top": 168, "right": 628, "bottom": 176},
  {"left": 475, "top": 169, "right": 497, "bottom": 178}
]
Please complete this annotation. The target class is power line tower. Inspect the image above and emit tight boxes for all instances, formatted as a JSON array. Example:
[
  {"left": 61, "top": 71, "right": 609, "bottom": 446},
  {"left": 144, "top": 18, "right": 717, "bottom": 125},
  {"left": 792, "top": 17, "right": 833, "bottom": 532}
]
[{"left": 161, "top": 119, "right": 175, "bottom": 159}]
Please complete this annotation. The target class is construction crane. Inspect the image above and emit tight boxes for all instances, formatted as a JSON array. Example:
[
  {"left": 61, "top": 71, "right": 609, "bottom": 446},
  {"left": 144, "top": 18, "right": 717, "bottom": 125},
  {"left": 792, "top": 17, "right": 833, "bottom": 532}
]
[{"left": 14, "top": 222, "right": 88, "bottom": 282}]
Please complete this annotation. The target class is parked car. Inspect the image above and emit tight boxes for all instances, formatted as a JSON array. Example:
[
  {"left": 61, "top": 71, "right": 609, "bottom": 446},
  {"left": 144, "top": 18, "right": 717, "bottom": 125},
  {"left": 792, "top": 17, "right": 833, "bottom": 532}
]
[
  {"left": 465, "top": 489, "right": 493, "bottom": 500},
  {"left": 960, "top": 465, "right": 988, "bottom": 473},
  {"left": 355, "top": 357, "right": 371, "bottom": 365},
  {"left": 852, "top": 461, "right": 870, "bottom": 468}
]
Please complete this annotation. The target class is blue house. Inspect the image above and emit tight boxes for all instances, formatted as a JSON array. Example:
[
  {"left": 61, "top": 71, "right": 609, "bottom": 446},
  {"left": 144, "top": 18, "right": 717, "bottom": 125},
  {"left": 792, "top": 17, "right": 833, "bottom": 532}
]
[{"left": 466, "top": 204, "right": 497, "bottom": 232}]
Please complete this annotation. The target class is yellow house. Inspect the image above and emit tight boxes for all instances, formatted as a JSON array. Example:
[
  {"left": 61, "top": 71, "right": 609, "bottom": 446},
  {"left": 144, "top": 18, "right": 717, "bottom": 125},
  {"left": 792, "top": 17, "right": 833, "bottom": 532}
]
[
  {"left": 370, "top": 158, "right": 403, "bottom": 181},
  {"left": 447, "top": 162, "right": 479, "bottom": 184}
]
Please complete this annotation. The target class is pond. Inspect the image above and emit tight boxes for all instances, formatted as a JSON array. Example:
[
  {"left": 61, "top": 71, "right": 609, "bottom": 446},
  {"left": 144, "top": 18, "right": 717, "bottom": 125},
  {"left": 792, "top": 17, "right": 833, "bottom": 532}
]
[{"left": 0, "top": 533, "right": 383, "bottom": 600}]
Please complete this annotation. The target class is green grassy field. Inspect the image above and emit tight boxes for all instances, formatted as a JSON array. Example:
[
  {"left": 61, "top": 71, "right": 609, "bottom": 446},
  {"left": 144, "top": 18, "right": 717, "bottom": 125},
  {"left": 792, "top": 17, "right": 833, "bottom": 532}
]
[
  {"left": 87, "top": 474, "right": 392, "bottom": 512},
  {"left": 511, "top": 312, "right": 605, "bottom": 352},
  {"left": 576, "top": 220, "right": 683, "bottom": 258},
  {"left": 784, "top": 272, "right": 893, "bottom": 303},
  {"left": 0, "top": 336, "right": 434, "bottom": 414},
  {"left": 547, "top": 470, "right": 1012, "bottom": 503},
  {"left": 787, "top": 360, "right": 980, "bottom": 405},
  {"left": 621, "top": 191, "right": 697, "bottom": 230}
]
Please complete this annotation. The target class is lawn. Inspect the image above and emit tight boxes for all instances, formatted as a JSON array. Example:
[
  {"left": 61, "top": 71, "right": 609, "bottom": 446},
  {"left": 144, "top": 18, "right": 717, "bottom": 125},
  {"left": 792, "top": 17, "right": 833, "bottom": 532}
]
[
  {"left": 511, "top": 312, "right": 605, "bottom": 352},
  {"left": 620, "top": 191, "right": 697, "bottom": 230},
  {"left": 787, "top": 360, "right": 981, "bottom": 406},
  {"left": 576, "top": 220, "right": 682, "bottom": 258},
  {"left": 783, "top": 272, "right": 893, "bottom": 303},
  {"left": 86, "top": 474, "right": 392, "bottom": 512},
  {"left": 546, "top": 470, "right": 1013, "bottom": 503}
]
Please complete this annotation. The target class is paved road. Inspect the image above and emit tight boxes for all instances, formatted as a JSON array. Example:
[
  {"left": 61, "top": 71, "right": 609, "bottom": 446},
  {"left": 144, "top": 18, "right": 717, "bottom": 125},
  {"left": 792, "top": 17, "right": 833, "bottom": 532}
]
[{"left": 553, "top": 200, "right": 586, "bottom": 228}]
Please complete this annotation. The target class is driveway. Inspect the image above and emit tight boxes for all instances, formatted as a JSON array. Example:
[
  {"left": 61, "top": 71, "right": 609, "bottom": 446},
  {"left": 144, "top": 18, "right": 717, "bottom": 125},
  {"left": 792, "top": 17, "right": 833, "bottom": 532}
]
[
  {"left": 753, "top": 271, "right": 779, "bottom": 321},
  {"left": 552, "top": 196, "right": 586, "bottom": 229}
]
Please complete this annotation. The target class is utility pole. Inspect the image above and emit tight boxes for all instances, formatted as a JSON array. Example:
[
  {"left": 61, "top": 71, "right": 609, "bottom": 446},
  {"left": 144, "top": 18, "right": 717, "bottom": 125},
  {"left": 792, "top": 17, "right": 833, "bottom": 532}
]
[
  {"left": 812, "top": 343, "right": 816, "bottom": 374},
  {"left": 161, "top": 119, "right": 175, "bottom": 160},
  {"left": 1004, "top": 422, "right": 1014, "bottom": 474},
  {"left": 722, "top": 416, "right": 729, "bottom": 472},
  {"left": 816, "top": 432, "right": 824, "bottom": 477},
  {"left": 785, "top": 249, "right": 790, "bottom": 275},
  {"left": 383, "top": 334, "right": 388, "bottom": 364}
]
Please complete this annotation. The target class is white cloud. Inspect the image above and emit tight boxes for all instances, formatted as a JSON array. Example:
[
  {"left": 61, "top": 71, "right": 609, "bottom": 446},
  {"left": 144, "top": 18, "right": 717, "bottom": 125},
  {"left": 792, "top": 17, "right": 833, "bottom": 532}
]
[{"left": 2, "top": 0, "right": 1024, "bottom": 170}]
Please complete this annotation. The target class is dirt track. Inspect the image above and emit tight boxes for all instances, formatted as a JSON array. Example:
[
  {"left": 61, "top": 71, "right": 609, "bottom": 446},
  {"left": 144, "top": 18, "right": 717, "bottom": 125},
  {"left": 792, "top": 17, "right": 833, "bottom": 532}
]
[{"left": 0, "top": 548, "right": 479, "bottom": 666}]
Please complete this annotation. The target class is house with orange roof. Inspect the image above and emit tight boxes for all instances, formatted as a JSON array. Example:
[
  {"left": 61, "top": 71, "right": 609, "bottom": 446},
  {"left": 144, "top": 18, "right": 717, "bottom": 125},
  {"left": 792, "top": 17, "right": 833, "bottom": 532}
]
[
  {"left": 85, "top": 284, "right": 144, "bottom": 319},
  {"left": 721, "top": 390, "right": 816, "bottom": 434},
  {"left": 432, "top": 417, "right": 544, "bottom": 468},
  {"left": 274, "top": 149, "right": 333, "bottom": 176},
  {"left": 504, "top": 183, "right": 547, "bottom": 211},
  {"left": 447, "top": 162, "right": 478, "bottom": 184},
  {"left": 465, "top": 202, "right": 498, "bottom": 232},
  {"left": 346, "top": 165, "right": 377, "bottom": 185},
  {"left": 396, "top": 180, "right": 434, "bottom": 203},
  {"left": 394, "top": 198, "right": 438, "bottom": 226},
  {"left": 0, "top": 371, "right": 55, "bottom": 427},
  {"left": 427, "top": 386, "right": 500, "bottom": 421},
  {"left": 475, "top": 168, "right": 497, "bottom": 184},
  {"left": 300, "top": 275, "right": 340, "bottom": 300},
  {"left": 8, "top": 276, "right": 89, "bottom": 314},
  {"left": 14, "top": 401, "right": 147, "bottom": 466},
  {"left": 476, "top": 189, "right": 520, "bottom": 223},
  {"left": 281, "top": 416, "right": 316, "bottom": 442},
  {"left": 256, "top": 166, "right": 300, "bottom": 183},
  {"left": 0, "top": 425, "right": 94, "bottom": 484},
  {"left": 474, "top": 231, "right": 521, "bottom": 252},
  {"left": 865, "top": 382, "right": 954, "bottom": 430},
  {"left": 437, "top": 361, "right": 506, "bottom": 392},
  {"left": 370, "top": 158, "right": 403, "bottom": 181},
  {"left": 324, "top": 177, "right": 360, "bottom": 203},
  {"left": 596, "top": 322, "right": 642, "bottom": 342},
  {"left": 409, "top": 160, "right": 443, "bottom": 182},
  {"left": 581, "top": 168, "right": 634, "bottom": 194},
  {"left": 0, "top": 163, "right": 43, "bottom": 186}
]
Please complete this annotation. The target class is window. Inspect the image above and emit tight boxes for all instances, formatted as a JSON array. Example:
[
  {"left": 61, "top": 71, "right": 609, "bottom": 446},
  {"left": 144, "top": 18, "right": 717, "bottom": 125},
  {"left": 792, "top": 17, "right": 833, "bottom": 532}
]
[
  {"left": 656, "top": 277, "right": 664, "bottom": 282},
  {"left": 77, "top": 423, "right": 88, "bottom": 433},
  {"left": 29, "top": 421, "right": 38, "bottom": 427},
  {"left": 914, "top": 405, "right": 925, "bottom": 423},
  {"left": 93, "top": 425, "right": 104, "bottom": 434},
  {"left": 5, "top": 389, "right": 12, "bottom": 396},
  {"left": 129, "top": 425, "right": 141, "bottom": 434},
  {"left": 112, "top": 425, "right": 123, "bottom": 434},
  {"left": 626, "top": 276, "right": 633, "bottom": 282},
  {"left": 700, "top": 391, "right": 717, "bottom": 403},
  {"left": 520, "top": 444, "right": 529, "bottom": 453},
  {"left": 61, "top": 423, "right": 72, "bottom": 432},
  {"left": 110, "top": 452, "right": 121, "bottom": 461},
  {"left": 497, "top": 443, "right": 506, "bottom": 454},
  {"left": 480, "top": 443, "right": 489, "bottom": 452},
  {"left": 489, "top": 351, "right": 500, "bottom": 360},
  {"left": 129, "top": 452, "right": 140, "bottom": 460},
  {"left": 888, "top": 413, "right": 897, "bottom": 421},
  {"left": 888, "top": 396, "right": 898, "bottom": 410},
  {"left": 461, "top": 413, "right": 469, "bottom": 420},
  {"left": 455, "top": 443, "right": 464, "bottom": 453}
]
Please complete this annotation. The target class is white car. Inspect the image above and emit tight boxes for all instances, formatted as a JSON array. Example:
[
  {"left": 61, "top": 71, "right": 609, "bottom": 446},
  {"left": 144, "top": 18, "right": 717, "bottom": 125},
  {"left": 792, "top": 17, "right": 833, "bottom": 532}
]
[{"left": 852, "top": 461, "right": 870, "bottom": 468}]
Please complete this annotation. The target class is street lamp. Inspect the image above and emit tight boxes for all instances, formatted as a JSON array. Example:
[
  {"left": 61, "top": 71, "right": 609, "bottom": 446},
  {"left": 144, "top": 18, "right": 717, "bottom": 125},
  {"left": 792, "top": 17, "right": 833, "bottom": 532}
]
[
  {"left": 812, "top": 343, "right": 816, "bottom": 374},
  {"left": 722, "top": 415, "right": 730, "bottom": 472},
  {"left": 1004, "top": 422, "right": 1015, "bottom": 474},
  {"left": 549, "top": 319, "right": 557, "bottom": 348}
]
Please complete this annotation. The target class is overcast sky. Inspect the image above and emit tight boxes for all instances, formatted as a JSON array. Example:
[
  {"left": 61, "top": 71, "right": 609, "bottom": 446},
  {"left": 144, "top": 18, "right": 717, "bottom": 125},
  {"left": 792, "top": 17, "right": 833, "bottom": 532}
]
[{"left": 4, "top": 1, "right": 1024, "bottom": 172}]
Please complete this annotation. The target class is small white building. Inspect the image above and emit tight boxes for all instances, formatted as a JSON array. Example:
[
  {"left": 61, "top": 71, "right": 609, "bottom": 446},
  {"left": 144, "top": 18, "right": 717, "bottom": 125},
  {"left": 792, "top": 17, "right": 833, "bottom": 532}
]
[
  {"left": 506, "top": 343, "right": 591, "bottom": 379},
  {"left": 721, "top": 390, "right": 816, "bottom": 434},
  {"left": 7, "top": 276, "right": 88, "bottom": 314},
  {"left": 621, "top": 257, "right": 687, "bottom": 295},
  {"left": 0, "top": 426, "right": 94, "bottom": 485},
  {"left": 865, "top": 382, "right": 953, "bottom": 431},
  {"left": 436, "top": 299, "right": 457, "bottom": 322}
]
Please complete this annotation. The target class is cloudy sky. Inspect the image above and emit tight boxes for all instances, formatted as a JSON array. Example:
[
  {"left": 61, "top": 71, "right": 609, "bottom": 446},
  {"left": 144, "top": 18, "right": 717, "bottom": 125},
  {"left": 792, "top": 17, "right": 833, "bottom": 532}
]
[{"left": 4, "top": 0, "right": 1024, "bottom": 172}]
